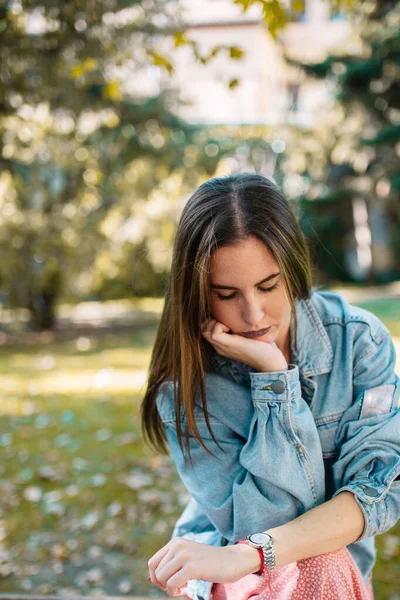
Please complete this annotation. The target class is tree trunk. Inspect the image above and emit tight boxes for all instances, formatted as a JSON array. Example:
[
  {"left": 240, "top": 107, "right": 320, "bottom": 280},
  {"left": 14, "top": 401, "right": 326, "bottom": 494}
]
[{"left": 27, "top": 270, "right": 61, "bottom": 331}]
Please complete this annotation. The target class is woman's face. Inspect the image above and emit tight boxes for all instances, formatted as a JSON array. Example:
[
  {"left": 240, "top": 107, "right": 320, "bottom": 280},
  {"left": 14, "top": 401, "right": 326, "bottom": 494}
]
[{"left": 209, "top": 236, "right": 292, "bottom": 357}]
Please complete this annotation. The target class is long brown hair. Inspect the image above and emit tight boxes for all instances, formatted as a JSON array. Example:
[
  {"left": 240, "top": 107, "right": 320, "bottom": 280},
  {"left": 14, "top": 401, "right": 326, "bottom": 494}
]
[{"left": 140, "top": 173, "right": 312, "bottom": 466}]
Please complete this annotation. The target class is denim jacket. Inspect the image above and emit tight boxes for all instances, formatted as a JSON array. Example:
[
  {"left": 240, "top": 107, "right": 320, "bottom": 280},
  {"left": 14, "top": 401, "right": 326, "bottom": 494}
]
[{"left": 156, "top": 290, "right": 400, "bottom": 600}]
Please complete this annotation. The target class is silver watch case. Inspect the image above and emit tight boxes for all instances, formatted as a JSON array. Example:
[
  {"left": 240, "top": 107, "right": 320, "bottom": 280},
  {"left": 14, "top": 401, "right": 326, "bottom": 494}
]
[{"left": 245, "top": 532, "right": 276, "bottom": 572}]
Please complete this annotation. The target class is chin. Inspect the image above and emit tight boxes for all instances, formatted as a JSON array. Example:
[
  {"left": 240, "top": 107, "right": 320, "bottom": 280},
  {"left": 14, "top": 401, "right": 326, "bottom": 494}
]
[{"left": 259, "top": 332, "right": 275, "bottom": 341}]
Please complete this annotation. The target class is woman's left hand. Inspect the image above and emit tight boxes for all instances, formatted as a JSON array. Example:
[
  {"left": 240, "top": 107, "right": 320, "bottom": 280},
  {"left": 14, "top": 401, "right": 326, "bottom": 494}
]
[
  {"left": 201, "top": 318, "right": 287, "bottom": 372},
  {"left": 148, "top": 538, "right": 259, "bottom": 597}
]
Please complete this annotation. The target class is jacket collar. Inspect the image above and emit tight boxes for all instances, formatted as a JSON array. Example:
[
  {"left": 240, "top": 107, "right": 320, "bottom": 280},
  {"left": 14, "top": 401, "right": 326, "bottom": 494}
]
[
  {"left": 291, "top": 295, "right": 333, "bottom": 377},
  {"left": 211, "top": 292, "right": 333, "bottom": 378}
]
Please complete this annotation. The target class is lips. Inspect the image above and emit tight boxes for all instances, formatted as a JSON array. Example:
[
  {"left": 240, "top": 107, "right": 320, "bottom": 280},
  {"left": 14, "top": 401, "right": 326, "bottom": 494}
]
[{"left": 239, "top": 326, "right": 272, "bottom": 339}]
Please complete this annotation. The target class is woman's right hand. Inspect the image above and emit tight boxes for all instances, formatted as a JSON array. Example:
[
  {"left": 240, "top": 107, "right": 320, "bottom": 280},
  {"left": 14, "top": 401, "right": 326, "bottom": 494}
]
[{"left": 201, "top": 318, "right": 288, "bottom": 372}]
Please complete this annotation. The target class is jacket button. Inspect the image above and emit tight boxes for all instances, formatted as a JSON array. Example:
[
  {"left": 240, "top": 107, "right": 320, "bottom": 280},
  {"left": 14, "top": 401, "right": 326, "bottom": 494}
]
[
  {"left": 362, "top": 486, "right": 379, "bottom": 497},
  {"left": 270, "top": 380, "right": 286, "bottom": 394}
]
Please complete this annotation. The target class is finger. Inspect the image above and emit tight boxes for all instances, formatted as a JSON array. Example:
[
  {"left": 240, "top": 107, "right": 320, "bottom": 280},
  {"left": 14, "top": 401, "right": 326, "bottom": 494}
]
[
  {"left": 205, "top": 318, "right": 216, "bottom": 331},
  {"left": 148, "top": 544, "right": 171, "bottom": 589},
  {"left": 155, "top": 550, "right": 179, "bottom": 587},
  {"left": 151, "top": 541, "right": 191, "bottom": 596},
  {"left": 211, "top": 320, "right": 230, "bottom": 336},
  {"left": 163, "top": 568, "right": 189, "bottom": 597},
  {"left": 153, "top": 552, "right": 188, "bottom": 597},
  {"left": 147, "top": 576, "right": 166, "bottom": 592},
  {"left": 201, "top": 317, "right": 213, "bottom": 330},
  {"left": 201, "top": 319, "right": 216, "bottom": 336},
  {"left": 201, "top": 318, "right": 211, "bottom": 331}
]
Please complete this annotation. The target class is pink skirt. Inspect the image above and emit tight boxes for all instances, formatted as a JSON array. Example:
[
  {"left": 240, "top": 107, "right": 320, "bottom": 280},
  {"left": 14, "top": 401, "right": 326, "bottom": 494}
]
[{"left": 208, "top": 548, "right": 374, "bottom": 600}]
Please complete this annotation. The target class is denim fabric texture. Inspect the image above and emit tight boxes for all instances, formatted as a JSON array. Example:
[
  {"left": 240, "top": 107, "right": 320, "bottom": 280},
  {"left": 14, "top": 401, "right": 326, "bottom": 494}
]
[{"left": 156, "top": 290, "right": 400, "bottom": 600}]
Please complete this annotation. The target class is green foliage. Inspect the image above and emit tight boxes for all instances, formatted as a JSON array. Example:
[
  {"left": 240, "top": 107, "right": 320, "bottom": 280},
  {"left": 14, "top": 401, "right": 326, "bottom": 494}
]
[
  {"left": 362, "top": 124, "right": 400, "bottom": 146},
  {"left": 299, "top": 192, "right": 355, "bottom": 283},
  {"left": 0, "top": 0, "right": 366, "bottom": 328},
  {"left": 284, "top": 1, "right": 400, "bottom": 283},
  {"left": 0, "top": 0, "right": 236, "bottom": 329},
  {"left": 234, "top": 0, "right": 354, "bottom": 35}
]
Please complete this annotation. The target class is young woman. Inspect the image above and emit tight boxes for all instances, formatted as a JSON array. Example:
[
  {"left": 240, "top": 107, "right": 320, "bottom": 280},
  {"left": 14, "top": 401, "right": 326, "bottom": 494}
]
[{"left": 141, "top": 173, "right": 400, "bottom": 599}]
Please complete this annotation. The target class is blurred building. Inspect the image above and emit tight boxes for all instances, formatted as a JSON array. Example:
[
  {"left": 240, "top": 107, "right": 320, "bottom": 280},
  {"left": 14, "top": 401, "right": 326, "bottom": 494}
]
[
  {"left": 142, "top": 0, "right": 394, "bottom": 283},
  {"left": 161, "top": 0, "right": 350, "bottom": 126}
]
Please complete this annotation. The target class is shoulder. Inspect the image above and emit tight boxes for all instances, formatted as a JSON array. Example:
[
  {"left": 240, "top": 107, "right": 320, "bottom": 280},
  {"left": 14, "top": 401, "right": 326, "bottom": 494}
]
[
  {"left": 310, "top": 289, "right": 390, "bottom": 347},
  {"left": 303, "top": 290, "right": 397, "bottom": 391}
]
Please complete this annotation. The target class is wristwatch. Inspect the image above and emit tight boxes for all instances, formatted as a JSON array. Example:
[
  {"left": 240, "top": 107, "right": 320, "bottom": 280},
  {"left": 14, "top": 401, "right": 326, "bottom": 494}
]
[{"left": 244, "top": 532, "right": 276, "bottom": 573}]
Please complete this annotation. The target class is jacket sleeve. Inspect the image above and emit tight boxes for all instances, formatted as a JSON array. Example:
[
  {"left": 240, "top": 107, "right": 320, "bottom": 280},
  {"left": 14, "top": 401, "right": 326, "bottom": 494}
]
[
  {"left": 332, "top": 328, "right": 400, "bottom": 541},
  {"left": 156, "top": 365, "right": 326, "bottom": 543}
]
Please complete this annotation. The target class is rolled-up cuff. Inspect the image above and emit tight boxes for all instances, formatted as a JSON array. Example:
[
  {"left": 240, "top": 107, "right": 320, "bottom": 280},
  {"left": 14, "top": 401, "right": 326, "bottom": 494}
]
[
  {"left": 250, "top": 364, "right": 301, "bottom": 403},
  {"left": 332, "top": 481, "right": 389, "bottom": 541}
]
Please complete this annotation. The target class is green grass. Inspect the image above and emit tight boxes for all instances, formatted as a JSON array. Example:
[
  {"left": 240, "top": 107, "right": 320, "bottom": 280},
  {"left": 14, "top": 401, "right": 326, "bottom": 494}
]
[
  {"left": 0, "top": 298, "right": 399, "bottom": 598},
  {"left": 356, "top": 298, "right": 400, "bottom": 337},
  {"left": 0, "top": 326, "right": 187, "bottom": 597}
]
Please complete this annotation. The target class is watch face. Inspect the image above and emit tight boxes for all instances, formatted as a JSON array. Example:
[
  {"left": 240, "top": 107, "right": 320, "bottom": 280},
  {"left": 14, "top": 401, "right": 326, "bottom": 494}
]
[{"left": 249, "top": 533, "right": 271, "bottom": 546}]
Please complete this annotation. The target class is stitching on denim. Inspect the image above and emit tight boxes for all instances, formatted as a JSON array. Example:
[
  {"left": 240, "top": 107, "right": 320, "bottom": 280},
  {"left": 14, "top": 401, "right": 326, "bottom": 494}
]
[
  {"left": 383, "top": 493, "right": 389, "bottom": 534},
  {"left": 304, "top": 299, "right": 334, "bottom": 361},
  {"left": 355, "top": 495, "right": 370, "bottom": 541},
  {"left": 284, "top": 402, "right": 318, "bottom": 504},
  {"left": 314, "top": 411, "right": 345, "bottom": 426},
  {"left": 322, "top": 314, "right": 389, "bottom": 340},
  {"left": 353, "top": 345, "right": 380, "bottom": 378}
]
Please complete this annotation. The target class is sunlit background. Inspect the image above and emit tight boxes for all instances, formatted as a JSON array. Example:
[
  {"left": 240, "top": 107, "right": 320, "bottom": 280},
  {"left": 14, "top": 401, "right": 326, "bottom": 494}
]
[{"left": 0, "top": 0, "right": 399, "bottom": 598}]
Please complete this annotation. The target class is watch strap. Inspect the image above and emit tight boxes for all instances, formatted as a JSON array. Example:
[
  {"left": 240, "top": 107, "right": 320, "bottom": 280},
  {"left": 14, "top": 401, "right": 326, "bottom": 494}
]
[
  {"left": 235, "top": 540, "right": 273, "bottom": 593},
  {"left": 246, "top": 533, "right": 276, "bottom": 572},
  {"left": 235, "top": 540, "right": 265, "bottom": 575}
]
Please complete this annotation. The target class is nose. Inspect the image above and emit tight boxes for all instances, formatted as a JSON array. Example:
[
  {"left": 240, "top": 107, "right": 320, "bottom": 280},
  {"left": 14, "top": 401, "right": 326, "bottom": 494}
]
[{"left": 242, "top": 298, "right": 265, "bottom": 328}]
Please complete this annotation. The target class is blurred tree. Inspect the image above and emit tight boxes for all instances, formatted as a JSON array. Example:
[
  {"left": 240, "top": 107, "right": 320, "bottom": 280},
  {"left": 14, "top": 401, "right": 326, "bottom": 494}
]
[
  {"left": 0, "top": 0, "right": 355, "bottom": 329},
  {"left": 0, "top": 0, "right": 248, "bottom": 329},
  {"left": 91, "top": 132, "right": 282, "bottom": 300},
  {"left": 233, "top": 0, "right": 353, "bottom": 38},
  {"left": 283, "top": 1, "right": 400, "bottom": 283}
]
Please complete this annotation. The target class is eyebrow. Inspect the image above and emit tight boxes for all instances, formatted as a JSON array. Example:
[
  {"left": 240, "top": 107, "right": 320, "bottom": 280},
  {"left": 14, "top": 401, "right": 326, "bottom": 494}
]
[{"left": 210, "top": 272, "right": 281, "bottom": 290}]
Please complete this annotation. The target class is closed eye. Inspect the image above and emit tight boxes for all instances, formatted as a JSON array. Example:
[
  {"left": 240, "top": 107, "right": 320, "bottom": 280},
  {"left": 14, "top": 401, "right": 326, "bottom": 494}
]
[{"left": 216, "top": 282, "right": 279, "bottom": 301}]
